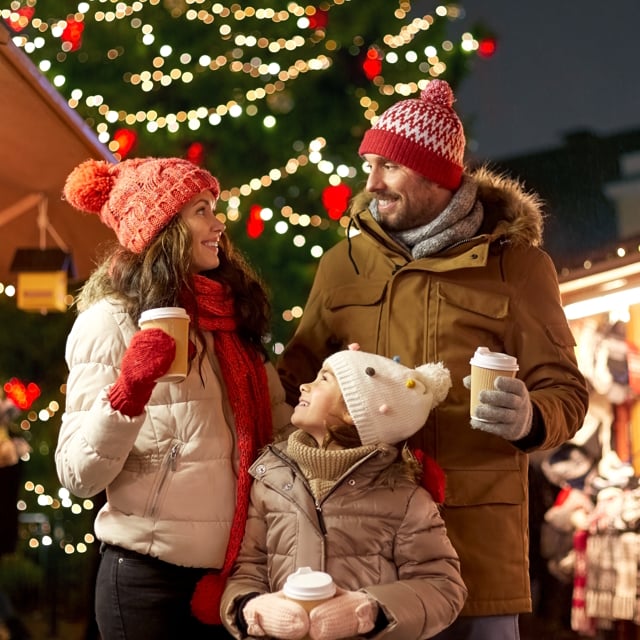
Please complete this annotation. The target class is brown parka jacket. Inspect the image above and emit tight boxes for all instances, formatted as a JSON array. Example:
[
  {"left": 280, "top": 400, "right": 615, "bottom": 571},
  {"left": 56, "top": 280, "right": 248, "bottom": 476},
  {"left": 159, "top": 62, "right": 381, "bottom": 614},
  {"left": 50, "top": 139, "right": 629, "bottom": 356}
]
[{"left": 277, "top": 167, "right": 589, "bottom": 617}]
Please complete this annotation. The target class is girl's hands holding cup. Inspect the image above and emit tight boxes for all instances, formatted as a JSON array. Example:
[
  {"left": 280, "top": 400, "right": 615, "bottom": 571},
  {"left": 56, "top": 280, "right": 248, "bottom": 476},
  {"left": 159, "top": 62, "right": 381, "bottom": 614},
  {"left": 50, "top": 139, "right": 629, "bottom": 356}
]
[
  {"left": 308, "top": 588, "right": 378, "bottom": 640},
  {"left": 242, "top": 591, "right": 309, "bottom": 639}
]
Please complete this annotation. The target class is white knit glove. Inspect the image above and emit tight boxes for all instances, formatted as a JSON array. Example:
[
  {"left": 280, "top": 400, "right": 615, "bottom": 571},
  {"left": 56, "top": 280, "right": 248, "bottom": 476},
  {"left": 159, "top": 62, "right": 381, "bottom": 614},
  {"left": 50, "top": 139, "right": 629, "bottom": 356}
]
[
  {"left": 308, "top": 589, "right": 378, "bottom": 640},
  {"left": 464, "top": 375, "right": 533, "bottom": 441},
  {"left": 242, "top": 592, "right": 309, "bottom": 639}
]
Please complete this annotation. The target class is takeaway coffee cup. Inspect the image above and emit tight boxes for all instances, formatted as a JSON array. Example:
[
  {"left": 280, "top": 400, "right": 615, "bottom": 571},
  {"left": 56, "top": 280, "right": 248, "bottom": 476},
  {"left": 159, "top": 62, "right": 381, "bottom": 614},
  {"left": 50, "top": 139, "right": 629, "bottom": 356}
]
[
  {"left": 138, "top": 307, "right": 190, "bottom": 382},
  {"left": 469, "top": 347, "right": 519, "bottom": 420},
  {"left": 283, "top": 567, "right": 336, "bottom": 637}
]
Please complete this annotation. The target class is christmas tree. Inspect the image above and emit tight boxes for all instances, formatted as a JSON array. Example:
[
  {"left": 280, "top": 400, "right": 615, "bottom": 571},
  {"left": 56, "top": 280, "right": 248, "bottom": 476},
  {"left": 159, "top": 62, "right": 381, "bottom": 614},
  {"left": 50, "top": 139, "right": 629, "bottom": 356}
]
[
  {"left": 2, "top": 0, "right": 494, "bottom": 349},
  {"left": 1, "top": 3, "right": 494, "bottom": 630}
]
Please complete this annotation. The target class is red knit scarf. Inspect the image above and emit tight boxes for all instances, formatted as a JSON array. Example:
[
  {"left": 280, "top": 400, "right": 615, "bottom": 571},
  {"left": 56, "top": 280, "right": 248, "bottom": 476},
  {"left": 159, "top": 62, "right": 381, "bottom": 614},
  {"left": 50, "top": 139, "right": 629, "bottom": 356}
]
[{"left": 188, "top": 275, "right": 272, "bottom": 625}]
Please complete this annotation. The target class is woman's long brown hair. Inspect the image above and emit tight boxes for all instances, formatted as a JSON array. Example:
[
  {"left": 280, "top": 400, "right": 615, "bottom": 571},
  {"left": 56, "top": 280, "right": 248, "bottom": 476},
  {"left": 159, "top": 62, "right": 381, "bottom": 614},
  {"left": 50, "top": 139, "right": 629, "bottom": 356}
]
[{"left": 77, "top": 214, "right": 271, "bottom": 353}]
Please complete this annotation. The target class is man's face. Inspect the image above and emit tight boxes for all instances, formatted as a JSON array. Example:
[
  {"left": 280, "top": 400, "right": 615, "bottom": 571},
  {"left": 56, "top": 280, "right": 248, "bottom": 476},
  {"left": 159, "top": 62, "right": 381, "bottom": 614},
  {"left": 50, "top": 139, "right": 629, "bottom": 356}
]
[{"left": 362, "top": 154, "right": 453, "bottom": 231}]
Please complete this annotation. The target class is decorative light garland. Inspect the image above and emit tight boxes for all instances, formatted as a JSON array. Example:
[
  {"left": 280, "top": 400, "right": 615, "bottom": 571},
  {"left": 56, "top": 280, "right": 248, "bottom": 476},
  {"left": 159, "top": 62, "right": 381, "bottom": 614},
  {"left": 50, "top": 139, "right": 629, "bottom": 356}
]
[
  {"left": 1, "top": 380, "right": 95, "bottom": 555},
  {"left": 3, "top": 1, "right": 477, "bottom": 172},
  {"left": 0, "top": 2, "right": 489, "bottom": 335},
  {"left": 0, "top": 1, "right": 498, "bottom": 561}
]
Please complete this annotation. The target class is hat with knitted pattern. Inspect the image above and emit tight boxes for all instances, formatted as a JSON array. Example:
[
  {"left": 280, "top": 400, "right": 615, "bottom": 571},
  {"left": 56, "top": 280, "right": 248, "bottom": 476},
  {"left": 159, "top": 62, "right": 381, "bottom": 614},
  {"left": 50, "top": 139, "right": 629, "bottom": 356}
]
[
  {"left": 358, "top": 79, "right": 465, "bottom": 190},
  {"left": 63, "top": 157, "right": 220, "bottom": 253},
  {"left": 325, "top": 346, "right": 451, "bottom": 446}
]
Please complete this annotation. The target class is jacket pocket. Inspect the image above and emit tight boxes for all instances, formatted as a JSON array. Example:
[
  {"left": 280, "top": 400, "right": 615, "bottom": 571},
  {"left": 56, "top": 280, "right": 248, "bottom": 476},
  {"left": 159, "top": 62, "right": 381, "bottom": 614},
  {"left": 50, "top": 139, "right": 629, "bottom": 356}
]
[
  {"left": 434, "top": 281, "right": 511, "bottom": 363},
  {"left": 544, "top": 322, "right": 577, "bottom": 348},
  {"left": 326, "top": 281, "right": 387, "bottom": 309},
  {"left": 145, "top": 441, "right": 182, "bottom": 519},
  {"left": 325, "top": 281, "right": 387, "bottom": 345},
  {"left": 445, "top": 468, "right": 525, "bottom": 507},
  {"left": 437, "top": 281, "right": 509, "bottom": 320}
]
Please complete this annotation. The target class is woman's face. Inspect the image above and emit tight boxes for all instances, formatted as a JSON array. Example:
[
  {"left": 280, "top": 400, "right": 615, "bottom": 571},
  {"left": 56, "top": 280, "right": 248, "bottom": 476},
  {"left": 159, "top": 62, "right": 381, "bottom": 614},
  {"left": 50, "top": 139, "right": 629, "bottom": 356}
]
[
  {"left": 179, "top": 189, "right": 226, "bottom": 273},
  {"left": 292, "top": 365, "right": 352, "bottom": 446}
]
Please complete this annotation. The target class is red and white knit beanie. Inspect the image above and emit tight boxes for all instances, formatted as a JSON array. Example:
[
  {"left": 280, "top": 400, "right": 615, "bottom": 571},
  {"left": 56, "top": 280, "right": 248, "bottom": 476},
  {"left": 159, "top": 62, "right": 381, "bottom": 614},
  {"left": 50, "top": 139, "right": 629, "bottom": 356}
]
[
  {"left": 325, "top": 347, "right": 451, "bottom": 446},
  {"left": 358, "top": 79, "right": 465, "bottom": 190},
  {"left": 63, "top": 157, "right": 220, "bottom": 253}
]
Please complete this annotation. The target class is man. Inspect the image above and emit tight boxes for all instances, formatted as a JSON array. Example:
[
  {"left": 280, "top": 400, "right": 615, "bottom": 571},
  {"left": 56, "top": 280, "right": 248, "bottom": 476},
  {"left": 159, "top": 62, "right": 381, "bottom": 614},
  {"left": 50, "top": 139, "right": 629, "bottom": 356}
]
[{"left": 277, "top": 79, "right": 589, "bottom": 639}]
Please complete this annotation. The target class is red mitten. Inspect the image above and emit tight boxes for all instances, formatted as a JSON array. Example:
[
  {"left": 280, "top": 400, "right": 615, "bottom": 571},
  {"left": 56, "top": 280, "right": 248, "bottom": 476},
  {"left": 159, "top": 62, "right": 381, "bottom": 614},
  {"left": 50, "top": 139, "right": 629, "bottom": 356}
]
[{"left": 108, "top": 329, "right": 176, "bottom": 417}]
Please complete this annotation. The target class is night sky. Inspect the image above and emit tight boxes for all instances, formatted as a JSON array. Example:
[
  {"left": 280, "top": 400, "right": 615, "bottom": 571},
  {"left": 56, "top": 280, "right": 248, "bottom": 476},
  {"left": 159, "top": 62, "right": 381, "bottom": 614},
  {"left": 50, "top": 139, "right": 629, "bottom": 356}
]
[{"left": 444, "top": 0, "right": 640, "bottom": 160}]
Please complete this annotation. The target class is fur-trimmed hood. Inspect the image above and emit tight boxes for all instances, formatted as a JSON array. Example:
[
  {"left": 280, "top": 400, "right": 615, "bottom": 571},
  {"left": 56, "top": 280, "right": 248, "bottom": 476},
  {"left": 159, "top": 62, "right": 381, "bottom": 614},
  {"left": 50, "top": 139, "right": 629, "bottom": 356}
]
[{"left": 349, "top": 165, "right": 545, "bottom": 249}]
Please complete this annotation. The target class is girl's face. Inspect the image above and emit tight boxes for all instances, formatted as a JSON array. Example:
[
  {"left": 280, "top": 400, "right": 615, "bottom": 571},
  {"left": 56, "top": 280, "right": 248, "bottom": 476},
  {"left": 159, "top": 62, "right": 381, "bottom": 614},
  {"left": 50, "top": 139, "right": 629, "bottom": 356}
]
[
  {"left": 291, "top": 365, "right": 352, "bottom": 446},
  {"left": 179, "top": 189, "right": 226, "bottom": 273}
]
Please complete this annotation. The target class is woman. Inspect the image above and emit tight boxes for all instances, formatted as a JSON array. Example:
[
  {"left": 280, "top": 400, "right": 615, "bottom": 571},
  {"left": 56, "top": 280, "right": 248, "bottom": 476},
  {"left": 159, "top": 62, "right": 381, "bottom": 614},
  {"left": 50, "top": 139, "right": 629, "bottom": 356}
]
[{"left": 55, "top": 157, "right": 291, "bottom": 639}]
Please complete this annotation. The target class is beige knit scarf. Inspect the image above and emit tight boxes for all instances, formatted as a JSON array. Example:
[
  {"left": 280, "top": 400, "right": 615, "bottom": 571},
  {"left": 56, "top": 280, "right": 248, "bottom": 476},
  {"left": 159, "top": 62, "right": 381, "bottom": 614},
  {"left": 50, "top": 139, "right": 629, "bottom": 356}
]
[{"left": 286, "top": 430, "right": 376, "bottom": 501}]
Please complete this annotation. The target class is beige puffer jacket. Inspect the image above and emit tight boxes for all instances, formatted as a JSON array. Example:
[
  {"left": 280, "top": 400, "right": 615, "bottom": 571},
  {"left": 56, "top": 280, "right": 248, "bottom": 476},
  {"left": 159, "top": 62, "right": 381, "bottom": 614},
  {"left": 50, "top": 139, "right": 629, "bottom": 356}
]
[
  {"left": 221, "top": 441, "right": 467, "bottom": 639},
  {"left": 55, "top": 297, "right": 291, "bottom": 568}
]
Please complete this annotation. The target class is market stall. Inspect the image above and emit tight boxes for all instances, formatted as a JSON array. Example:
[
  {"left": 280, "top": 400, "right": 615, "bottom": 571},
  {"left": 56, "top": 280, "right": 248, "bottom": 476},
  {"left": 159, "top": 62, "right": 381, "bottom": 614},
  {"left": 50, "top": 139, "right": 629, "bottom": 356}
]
[
  {"left": 0, "top": 25, "right": 115, "bottom": 292},
  {"left": 539, "top": 250, "right": 640, "bottom": 638}
]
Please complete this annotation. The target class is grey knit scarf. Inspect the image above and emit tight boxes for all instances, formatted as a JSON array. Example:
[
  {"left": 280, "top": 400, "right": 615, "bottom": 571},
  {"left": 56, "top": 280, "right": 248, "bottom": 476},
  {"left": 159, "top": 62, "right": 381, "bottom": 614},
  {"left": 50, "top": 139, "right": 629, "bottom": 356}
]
[{"left": 373, "top": 175, "right": 483, "bottom": 259}]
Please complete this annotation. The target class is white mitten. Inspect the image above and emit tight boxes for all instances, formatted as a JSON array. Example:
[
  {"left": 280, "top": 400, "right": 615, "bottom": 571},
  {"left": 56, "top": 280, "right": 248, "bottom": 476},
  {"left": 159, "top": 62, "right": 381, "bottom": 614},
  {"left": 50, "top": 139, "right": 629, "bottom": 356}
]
[
  {"left": 464, "top": 375, "right": 533, "bottom": 441},
  {"left": 243, "top": 592, "right": 309, "bottom": 639},
  {"left": 308, "top": 589, "right": 378, "bottom": 640}
]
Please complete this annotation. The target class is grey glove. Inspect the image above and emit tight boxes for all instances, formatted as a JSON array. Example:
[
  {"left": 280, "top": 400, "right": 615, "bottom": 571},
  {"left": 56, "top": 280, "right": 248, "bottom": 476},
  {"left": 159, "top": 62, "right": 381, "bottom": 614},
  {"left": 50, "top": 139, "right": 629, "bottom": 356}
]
[{"left": 464, "top": 375, "right": 533, "bottom": 441}]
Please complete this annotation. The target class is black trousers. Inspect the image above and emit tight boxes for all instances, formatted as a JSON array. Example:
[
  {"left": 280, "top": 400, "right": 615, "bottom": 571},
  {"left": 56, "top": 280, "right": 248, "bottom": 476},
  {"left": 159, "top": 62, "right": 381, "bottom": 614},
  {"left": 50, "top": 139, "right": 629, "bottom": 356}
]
[{"left": 95, "top": 544, "right": 234, "bottom": 640}]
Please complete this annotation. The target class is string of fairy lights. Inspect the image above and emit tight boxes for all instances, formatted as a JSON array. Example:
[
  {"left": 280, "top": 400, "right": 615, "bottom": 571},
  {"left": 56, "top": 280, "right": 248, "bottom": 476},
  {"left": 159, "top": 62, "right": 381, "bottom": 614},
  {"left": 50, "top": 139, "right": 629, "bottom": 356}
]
[
  {"left": 2, "top": 2, "right": 639, "bottom": 561},
  {"left": 3, "top": 383, "right": 97, "bottom": 556},
  {"left": 2, "top": 0, "right": 486, "bottom": 321},
  {"left": 2, "top": 0, "right": 482, "bottom": 208},
  {"left": 0, "top": 1, "right": 486, "bottom": 555}
]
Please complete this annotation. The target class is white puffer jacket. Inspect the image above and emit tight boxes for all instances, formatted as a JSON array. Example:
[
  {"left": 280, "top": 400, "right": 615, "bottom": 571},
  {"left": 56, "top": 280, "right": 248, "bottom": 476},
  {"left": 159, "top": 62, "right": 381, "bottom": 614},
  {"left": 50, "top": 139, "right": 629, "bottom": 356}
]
[{"left": 55, "top": 298, "right": 291, "bottom": 568}]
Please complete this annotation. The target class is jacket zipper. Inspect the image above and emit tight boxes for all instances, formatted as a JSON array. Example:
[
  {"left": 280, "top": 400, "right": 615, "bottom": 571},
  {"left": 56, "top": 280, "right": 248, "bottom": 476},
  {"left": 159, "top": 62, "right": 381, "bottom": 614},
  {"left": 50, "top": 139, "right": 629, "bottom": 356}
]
[
  {"left": 149, "top": 442, "right": 180, "bottom": 518},
  {"left": 269, "top": 445, "right": 380, "bottom": 536},
  {"left": 315, "top": 449, "right": 382, "bottom": 535},
  {"left": 315, "top": 502, "right": 327, "bottom": 535}
]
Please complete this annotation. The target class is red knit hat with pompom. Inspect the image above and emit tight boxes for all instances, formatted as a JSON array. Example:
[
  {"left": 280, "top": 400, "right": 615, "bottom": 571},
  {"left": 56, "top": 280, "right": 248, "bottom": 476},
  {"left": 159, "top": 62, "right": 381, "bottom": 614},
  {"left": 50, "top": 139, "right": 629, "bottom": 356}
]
[
  {"left": 63, "top": 157, "right": 220, "bottom": 253},
  {"left": 358, "top": 79, "right": 465, "bottom": 190}
]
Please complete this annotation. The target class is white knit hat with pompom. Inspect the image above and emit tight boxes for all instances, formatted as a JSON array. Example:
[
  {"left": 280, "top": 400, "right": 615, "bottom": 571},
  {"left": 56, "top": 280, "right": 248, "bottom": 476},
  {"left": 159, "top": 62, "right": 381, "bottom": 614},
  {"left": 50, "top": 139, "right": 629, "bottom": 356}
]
[{"left": 325, "top": 345, "right": 451, "bottom": 446}]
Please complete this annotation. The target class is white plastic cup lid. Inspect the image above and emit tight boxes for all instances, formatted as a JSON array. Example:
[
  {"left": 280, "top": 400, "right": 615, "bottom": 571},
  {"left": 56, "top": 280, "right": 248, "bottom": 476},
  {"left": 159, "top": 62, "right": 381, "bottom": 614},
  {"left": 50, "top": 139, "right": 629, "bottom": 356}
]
[
  {"left": 139, "top": 307, "right": 190, "bottom": 326},
  {"left": 469, "top": 347, "right": 519, "bottom": 371},
  {"left": 283, "top": 567, "right": 336, "bottom": 601}
]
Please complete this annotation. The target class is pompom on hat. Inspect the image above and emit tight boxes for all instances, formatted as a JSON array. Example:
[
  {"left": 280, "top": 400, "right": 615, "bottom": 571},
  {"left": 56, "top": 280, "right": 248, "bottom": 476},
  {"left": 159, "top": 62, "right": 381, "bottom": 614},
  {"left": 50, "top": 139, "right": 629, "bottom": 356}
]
[
  {"left": 325, "top": 345, "right": 452, "bottom": 446},
  {"left": 63, "top": 157, "right": 220, "bottom": 253},
  {"left": 358, "top": 79, "right": 465, "bottom": 190}
]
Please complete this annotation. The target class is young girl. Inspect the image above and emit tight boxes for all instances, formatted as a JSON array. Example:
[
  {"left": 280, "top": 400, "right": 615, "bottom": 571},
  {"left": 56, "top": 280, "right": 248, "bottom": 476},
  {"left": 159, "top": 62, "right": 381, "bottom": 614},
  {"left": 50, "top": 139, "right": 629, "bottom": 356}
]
[
  {"left": 55, "top": 157, "right": 291, "bottom": 639},
  {"left": 221, "top": 345, "right": 467, "bottom": 640}
]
